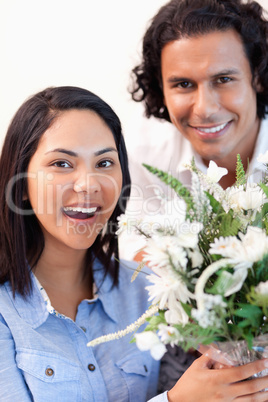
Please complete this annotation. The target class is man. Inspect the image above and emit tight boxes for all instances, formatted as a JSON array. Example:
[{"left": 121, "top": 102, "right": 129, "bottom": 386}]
[
  {"left": 119, "top": 0, "right": 268, "bottom": 394},
  {"left": 120, "top": 0, "right": 268, "bottom": 260}
]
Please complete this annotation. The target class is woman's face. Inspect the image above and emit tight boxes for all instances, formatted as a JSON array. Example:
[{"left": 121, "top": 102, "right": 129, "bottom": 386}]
[{"left": 27, "top": 109, "right": 122, "bottom": 252}]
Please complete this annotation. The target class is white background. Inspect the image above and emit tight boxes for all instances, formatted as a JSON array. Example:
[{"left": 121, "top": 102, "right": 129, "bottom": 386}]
[{"left": 0, "top": 0, "right": 267, "bottom": 146}]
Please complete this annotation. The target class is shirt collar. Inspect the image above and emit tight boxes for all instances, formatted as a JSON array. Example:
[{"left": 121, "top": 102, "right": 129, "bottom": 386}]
[{"left": 6, "top": 259, "right": 118, "bottom": 328}]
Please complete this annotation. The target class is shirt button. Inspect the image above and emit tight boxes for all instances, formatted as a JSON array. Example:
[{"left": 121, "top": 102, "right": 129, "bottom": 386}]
[
  {"left": 88, "top": 364, "right": 96, "bottom": 372},
  {"left": 45, "top": 368, "right": 54, "bottom": 377},
  {"left": 80, "top": 326, "right": 87, "bottom": 333}
]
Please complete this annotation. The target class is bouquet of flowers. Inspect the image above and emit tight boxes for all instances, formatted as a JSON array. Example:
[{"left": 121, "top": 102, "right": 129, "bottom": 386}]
[{"left": 88, "top": 154, "right": 268, "bottom": 369}]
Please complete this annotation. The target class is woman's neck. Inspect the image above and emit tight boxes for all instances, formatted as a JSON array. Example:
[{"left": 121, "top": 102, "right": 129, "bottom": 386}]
[{"left": 33, "top": 245, "right": 93, "bottom": 320}]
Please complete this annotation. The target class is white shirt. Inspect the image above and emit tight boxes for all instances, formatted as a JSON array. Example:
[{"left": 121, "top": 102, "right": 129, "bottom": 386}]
[{"left": 119, "top": 116, "right": 268, "bottom": 260}]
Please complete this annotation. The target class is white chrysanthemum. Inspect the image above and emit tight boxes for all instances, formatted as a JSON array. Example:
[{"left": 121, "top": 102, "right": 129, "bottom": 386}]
[
  {"left": 206, "top": 160, "right": 228, "bottom": 183},
  {"left": 143, "top": 236, "right": 188, "bottom": 270},
  {"left": 209, "top": 236, "right": 243, "bottom": 260},
  {"left": 257, "top": 151, "right": 268, "bottom": 164},
  {"left": 158, "top": 324, "right": 183, "bottom": 347},
  {"left": 255, "top": 281, "right": 268, "bottom": 295},
  {"left": 209, "top": 226, "right": 268, "bottom": 270},
  {"left": 225, "top": 184, "right": 265, "bottom": 212},
  {"left": 116, "top": 214, "right": 140, "bottom": 235},
  {"left": 238, "top": 226, "right": 268, "bottom": 264},
  {"left": 146, "top": 267, "right": 192, "bottom": 312},
  {"left": 135, "top": 331, "right": 167, "bottom": 360}
]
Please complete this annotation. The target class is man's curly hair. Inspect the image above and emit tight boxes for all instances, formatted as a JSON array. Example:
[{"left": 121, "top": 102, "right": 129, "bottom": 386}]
[{"left": 130, "top": 0, "right": 268, "bottom": 121}]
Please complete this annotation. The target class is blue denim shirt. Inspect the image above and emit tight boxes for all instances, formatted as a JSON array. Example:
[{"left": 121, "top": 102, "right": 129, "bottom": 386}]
[{"left": 0, "top": 260, "right": 164, "bottom": 402}]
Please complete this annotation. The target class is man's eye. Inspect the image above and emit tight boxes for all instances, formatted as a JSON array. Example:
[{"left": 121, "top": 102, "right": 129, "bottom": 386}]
[
  {"left": 178, "top": 81, "right": 192, "bottom": 89},
  {"left": 52, "top": 161, "right": 71, "bottom": 168},
  {"left": 217, "top": 77, "right": 231, "bottom": 84},
  {"left": 97, "top": 160, "right": 113, "bottom": 168}
]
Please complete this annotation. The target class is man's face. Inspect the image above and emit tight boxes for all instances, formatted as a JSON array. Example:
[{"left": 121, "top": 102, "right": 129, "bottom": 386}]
[{"left": 161, "top": 29, "right": 260, "bottom": 168}]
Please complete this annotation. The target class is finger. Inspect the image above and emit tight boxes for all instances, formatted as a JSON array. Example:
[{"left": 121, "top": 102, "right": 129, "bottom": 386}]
[
  {"left": 232, "top": 375, "right": 268, "bottom": 398},
  {"left": 236, "top": 389, "right": 268, "bottom": 401},
  {"left": 215, "top": 359, "right": 268, "bottom": 383}
]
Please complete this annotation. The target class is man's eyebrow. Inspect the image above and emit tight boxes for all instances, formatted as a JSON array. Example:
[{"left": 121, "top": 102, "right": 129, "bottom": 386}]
[
  {"left": 166, "top": 69, "right": 241, "bottom": 83},
  {"left": 212, "top": 68, "right": 241, "bottom": 78},
  {"left": 45, "top": 147, "right": 118, "bottom": 157}
]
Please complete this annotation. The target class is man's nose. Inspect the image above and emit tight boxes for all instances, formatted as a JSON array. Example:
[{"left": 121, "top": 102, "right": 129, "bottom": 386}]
[{"left": 193, "top": 86, "right": 220, "bottom": 119}]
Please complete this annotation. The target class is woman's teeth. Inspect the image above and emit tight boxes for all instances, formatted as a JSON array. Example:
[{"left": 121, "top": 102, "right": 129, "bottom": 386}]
[
  {"left": 63, "top": 206, "right": 98, "bottom": 214},
  {"left": 197, "top": 122, "right": 228, "bottom": 134}
]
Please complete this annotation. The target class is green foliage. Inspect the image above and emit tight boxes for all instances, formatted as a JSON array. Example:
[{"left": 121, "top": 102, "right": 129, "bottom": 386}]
[
  {"left": 172, "top": 322, "right": 225, "bottom": 351},
  {"left": 235, "top": 154, "right": 246, "bottom": 186},
  {"left": 233, "top": 304, "right": 263, "bottom": 330},
  {"left": 144, "top": 310, "right": 166, "bottom": 332}
]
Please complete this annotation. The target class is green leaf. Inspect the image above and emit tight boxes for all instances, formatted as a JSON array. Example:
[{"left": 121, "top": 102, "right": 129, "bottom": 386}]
[
  {"left": 218, "top": 212, "right": 241, "bottom": 237},
  {"left": 259, "top": 183, "right": 268, "bottom": 198},
  {"left": 144, "top": 310, "right": 166, "bottom": 331},
  {"left": 234, "top": 304, "right": 263, "bottom": 327},
  {"left": 205, "top": 192, "right": 224, "bottom": 214},
  {"left": 235, "top": 154, "right": 246, "bottom": 186}
]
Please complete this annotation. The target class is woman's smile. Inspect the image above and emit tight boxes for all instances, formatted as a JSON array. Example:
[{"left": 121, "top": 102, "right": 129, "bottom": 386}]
[{"left": 27, "top": 109, "right": 123, "bottom": 251}]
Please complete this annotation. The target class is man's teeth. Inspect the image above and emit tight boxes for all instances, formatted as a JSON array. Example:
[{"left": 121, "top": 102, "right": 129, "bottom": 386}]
[
  {"left": 63, "top": 206, "right": 98, "bottom": 214},
  {"left": 197, "top": 122, "right": 228, "bottom": 134}
]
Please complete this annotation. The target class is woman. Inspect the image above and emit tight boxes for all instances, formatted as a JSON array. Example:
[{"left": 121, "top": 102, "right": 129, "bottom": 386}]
[
  {"left": 0, "top": 86, "right": 267, "bottom": 402},
  {"left": 0, "top": 86, "right": 159, "bottom": 401}
]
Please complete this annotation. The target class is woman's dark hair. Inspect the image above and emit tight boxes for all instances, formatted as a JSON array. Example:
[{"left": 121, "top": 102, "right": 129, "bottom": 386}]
[
  {"left": 130, "top": 0, "right": 268, "bottom": 120},
  {"left": 0, "top": 86, "right": 131, "bottom": 296}
]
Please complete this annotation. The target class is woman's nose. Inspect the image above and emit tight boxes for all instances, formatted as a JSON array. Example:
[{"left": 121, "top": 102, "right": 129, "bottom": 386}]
[{"left": 73, "top": 172, "right": 101, "bottom": 194}]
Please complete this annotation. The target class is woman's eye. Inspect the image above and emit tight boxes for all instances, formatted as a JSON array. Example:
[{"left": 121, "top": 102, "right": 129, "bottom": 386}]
[
  {"left": 97, "top": 160, "right": 113, "bottom": 168},
  {"left": 52, "top": 161, "right": 71, "bottom": 168}
]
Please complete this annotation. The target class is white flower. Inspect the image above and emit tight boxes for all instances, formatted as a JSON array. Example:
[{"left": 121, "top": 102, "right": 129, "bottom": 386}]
[
  {"left": 255, "top": 281, "right": 268, "bottom": 295},
  {"left": 191, "top": 308, "right": 221, "bottom": 328},
  {"left": 116, "top": 214, "right": 140, "bottom": 235},
  {"left": 164, "top": 304, "right": 189, "bottom": 326},
  {"left": 206, "top": 160, "right": 228, "bottom": 183},
  {"left": 188, "top": 248, "right": 204, "bottom": 268},
  {"left": 146, "top": 267, "right": 192, "bottom": 314},
  {"left": 225, "top": 184, "right": 265, "bottom": 212},
  {"left": 257, "top": 151, "right": 268, "bottom": 164},
  {"left": 192, "top": 294, "right": 226, "bottom": 328},
  {"left": 143, "top": 236, "right": 188, "bottom": 270},
  {"left": 158, "top": 324, "right": 183, "bottom": 347},
  {"left": 175, "top": 220, "right": 203, "bottom": 249},
  {"left": 209, "top": 226, "right": 268, "bottom": 270},
  {"left": 135, "top": 331, "right": 167, "bottom": 360}
]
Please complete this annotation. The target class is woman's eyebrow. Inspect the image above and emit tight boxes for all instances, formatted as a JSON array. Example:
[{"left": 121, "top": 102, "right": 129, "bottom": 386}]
[
  {"left": 45, "top": 147, "right": 118, "bottom": 157},
  {"left": 45, "top": 148, "right": 78, "bottom": 157},
  {"left": 94, "top": 147, "right": 118, "bottom": 156}
]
